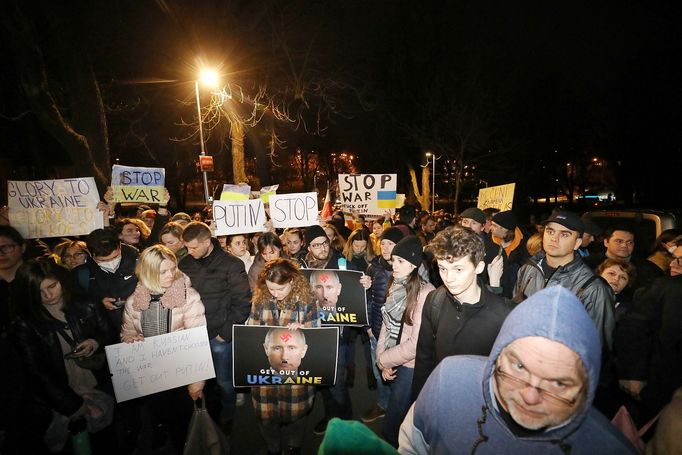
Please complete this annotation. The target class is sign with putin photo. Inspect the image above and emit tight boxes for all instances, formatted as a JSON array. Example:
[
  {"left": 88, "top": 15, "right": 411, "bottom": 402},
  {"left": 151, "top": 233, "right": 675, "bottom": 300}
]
[{"left": 301, "top": 269, "right": 368, "bottom": 326}]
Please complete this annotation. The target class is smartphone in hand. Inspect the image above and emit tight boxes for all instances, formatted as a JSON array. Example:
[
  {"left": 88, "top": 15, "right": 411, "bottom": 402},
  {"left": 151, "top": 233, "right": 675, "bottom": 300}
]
[{"left": 64, "top": 347, "right": 83, "bottom": 359}]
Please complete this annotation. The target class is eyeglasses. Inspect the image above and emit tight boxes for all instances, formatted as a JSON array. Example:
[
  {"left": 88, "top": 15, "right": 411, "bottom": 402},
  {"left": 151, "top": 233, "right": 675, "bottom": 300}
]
[
  {"left": 310, "top": 240, "right": 330, "bottom": 250},
  {"left": 494, "top": 366, "right": 580, "bottom": 407},
  {"left": 0, "top": 244, "right": 19, "bottom": 255}
]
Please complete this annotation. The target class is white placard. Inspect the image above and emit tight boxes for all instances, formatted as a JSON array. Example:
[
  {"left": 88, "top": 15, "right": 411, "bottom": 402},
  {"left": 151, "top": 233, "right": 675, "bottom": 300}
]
[
  {"left": 7, "top": 178, "right": 103, "bottom": 239},
  {"left": 105, "top": 326, "right": 215, "bottom": 403},
  {"left": 111, "top": 164, "right": 165, "bottom": 204},
  {"left": 212, "top": 199, "right": 266, "bottom": 235},
  {"left": 268, "top": 192, "right": 319, "bottom": 228},
  {"left": 338, "top": 174, "right": 397, "bottom": 215}
]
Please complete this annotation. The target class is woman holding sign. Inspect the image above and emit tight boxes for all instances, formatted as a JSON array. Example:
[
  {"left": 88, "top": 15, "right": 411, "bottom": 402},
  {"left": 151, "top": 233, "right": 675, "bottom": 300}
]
[
  {"left": 120, "top": 244, "right": 206, "bottom": 453},
  {"left": 247, "top": 258, "right": 320, "bottom": 455},
  {"left": 376, "top": 235, "right": 435, "bottom": 447},
  {"left": 9, "top": 258, "right": 116, "bottom": 453}
]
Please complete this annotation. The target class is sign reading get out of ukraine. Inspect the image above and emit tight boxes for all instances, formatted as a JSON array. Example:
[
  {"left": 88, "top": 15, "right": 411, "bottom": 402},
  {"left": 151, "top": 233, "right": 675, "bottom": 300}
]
[
  {"left": 111, "top": 164, "right": 165, "bottom": 204},
  {"left": 7, "top": 178, "right": 104, "bottom": 239},
  {"left": 338, "top": 174, "right": 397, "bottom": 216}
]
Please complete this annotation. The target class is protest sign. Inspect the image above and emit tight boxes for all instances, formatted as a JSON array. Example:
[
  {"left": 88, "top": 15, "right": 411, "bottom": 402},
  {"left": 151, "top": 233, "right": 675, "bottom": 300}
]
[
  {"left": 105, "top": 326, "right": 215, "bottom": 403},
  {"left": 8, "top": 178, "right": 103, "bottom": 239},
  {"left": 268, "top": 192, "right": 319, "bottom": 228},
  {"left": 213, "top": 199, "right": 266, "bottom": 235},
  {"left": 302, "top": 269, "right": 368, "bottom": 326},
  {"left": 220, "top": 183, "right": 251, "bottom": 201},
  {"left": 477, "top": 183, "right": 516, "bottom": 211},
  {"left": 259, "top": 184, "right": 279, "bottom": 203},
  {"left": 232, "top": 325, "right": 339, "bottom": 387},
  {"left": 338, "top": 174, "right": 397, "bottom": 215},
  {"left": 111, "top": 165, "right": 165, "bottom": 204}
]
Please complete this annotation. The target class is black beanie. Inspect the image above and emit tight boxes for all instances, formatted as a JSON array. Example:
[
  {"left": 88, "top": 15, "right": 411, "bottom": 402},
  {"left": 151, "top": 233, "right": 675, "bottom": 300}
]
[
  {"left": 304, "top": 225, "right": 327, "bottom": 243},
  {"left": 492, "top": 210, "right": 518, "bottom": 231},
  {"left": 391, "top": 235, "right": 423, "bottom": 267},
  {"left": 380, "top": 227, "right": 404, "bottom": 245}
]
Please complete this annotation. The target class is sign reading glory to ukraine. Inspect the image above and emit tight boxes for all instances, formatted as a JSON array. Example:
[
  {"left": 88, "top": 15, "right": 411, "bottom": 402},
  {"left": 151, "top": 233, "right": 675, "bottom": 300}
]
[
  {"left": 268, "top": 192, "right": 318, "bottom": 228},
  {"left": 338, "top": 174, "right": 397, "bottom": 215},
  {"left": 111, "top": 165, "right": 165, "bottom": 204},
  {"left": 8, "top": 178, "right": 103, "bottom": 239}
]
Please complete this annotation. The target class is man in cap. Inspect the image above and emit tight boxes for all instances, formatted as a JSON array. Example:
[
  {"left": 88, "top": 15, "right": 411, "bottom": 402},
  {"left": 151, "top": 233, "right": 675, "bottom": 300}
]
[
  {"left": 514, "top": 211, "right": 615, "bottom": 351},
  {"left": 399, "top": 286, "right": 637, "bottom": 454},
  {"left": 459, "top": 207, "right": 503, "bottom": 288},
  {"left": 577, "top": 217, "right": 602, "bottom": 259}
]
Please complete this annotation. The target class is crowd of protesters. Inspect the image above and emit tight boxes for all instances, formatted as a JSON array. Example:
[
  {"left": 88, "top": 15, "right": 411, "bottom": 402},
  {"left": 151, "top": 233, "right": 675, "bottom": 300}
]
[{"left": 0, "top": 185, "right": 681, "bottom": 455}]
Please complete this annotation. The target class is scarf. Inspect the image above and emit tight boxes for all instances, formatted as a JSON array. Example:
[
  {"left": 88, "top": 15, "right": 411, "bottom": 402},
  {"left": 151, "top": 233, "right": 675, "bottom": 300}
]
[
  {"left": 131, "top": 274, "right": 187, "bottom": 311},
  {"left": 382, "top": 276, "right": 408, "bottom": 350}
]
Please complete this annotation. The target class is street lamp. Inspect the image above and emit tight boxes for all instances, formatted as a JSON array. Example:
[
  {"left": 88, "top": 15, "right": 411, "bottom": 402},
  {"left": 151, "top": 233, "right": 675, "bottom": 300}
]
[
  {"left": 195, "top": 68, "right": 219, "bottom": 204},
  {"left": 424, "top": 152, "right": 439, "bottom": 212}
]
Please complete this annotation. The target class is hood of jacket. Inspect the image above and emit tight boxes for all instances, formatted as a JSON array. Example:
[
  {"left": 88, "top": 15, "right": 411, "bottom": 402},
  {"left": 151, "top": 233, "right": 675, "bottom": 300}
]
[{"left": 482, "top": 285, "right": 601, "bottom": 441}]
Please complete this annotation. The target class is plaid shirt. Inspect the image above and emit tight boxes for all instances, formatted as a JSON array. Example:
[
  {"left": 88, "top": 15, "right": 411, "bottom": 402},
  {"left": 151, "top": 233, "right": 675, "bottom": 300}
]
[{"left": 247, "top": 297, "right": 320, "bottom": 424}]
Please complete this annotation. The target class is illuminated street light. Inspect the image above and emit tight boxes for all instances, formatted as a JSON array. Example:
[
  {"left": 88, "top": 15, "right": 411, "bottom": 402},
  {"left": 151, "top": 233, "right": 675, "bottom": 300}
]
[
  {"left": 424, "top": 152, "right": 440, "bottom": 212},
  {"left": 195, "top": 68, "right": 220, "bottom": 204}
]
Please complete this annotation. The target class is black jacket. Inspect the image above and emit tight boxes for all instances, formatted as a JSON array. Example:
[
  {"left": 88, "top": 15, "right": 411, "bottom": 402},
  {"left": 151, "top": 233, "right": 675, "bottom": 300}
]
[
  {"left": 366, "top": 256, "right": 392, "bottom": 339},
  {"left": 179, "top": 238, "right": 251, "bottom": 341},
  {"left": 9, "top": 297, "right": 115, "bottom": 426},
  {"left": 72, "top": 243, "right": 139, "bottom": 331},
  {"left": 411, "top": 283, "right": 511, "bottom": 401}
]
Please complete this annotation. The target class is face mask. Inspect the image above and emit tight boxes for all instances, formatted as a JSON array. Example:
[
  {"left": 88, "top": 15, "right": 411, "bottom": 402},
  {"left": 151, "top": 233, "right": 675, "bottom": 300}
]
[
  {"left": 97, "top": 255, "right": 121, "bottom": 273},
  {"left": 667, "top": 245, "right": 678, "bottom": 255}
]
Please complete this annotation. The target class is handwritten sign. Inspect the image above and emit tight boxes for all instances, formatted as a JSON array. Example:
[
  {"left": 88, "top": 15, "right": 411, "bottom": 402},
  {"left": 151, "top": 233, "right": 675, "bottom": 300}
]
[
  {"left": 104, "top": 326, "right": 215, "bottom": 403},
  {"left": 268, "top": 192, "right": 319, "bottom": 228},
  {"left": 338, "top": 174, "right": 397, "bottom": 215},
  {"left": 111, "top": 165, "right": 165, "bottom": 204},
  {"left": 8, "top": 178, "right": 103, "bottom": 239},
  {"left": 477, "top": 183, "right": 516, "bottom": 211},
  {"left": 213, "top": 199, "right": 266, "bottom": 235}
]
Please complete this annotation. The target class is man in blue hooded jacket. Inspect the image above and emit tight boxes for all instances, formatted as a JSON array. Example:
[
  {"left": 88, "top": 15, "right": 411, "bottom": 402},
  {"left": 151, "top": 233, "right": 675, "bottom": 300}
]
[{"left": 399, "top": 286, "right": 636, "bottom": 454}]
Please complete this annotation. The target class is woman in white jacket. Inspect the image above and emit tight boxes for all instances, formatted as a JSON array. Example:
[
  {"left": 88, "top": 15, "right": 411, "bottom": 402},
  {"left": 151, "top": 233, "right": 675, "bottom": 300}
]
[
  {"left": 121, "top": 244, "right": 206, "bottom": 453},
  {"left": 376, "top": 235, "right": 435, "bottom": 448}
]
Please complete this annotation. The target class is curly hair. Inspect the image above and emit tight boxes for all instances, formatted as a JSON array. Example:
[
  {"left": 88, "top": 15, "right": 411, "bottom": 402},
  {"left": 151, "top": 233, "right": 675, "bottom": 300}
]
[
  {"left": 252, "top": 258, "right": 312, "bottom": 306},
  {"left": 425, "top": 225, "right": 484, "bottom": 265}
]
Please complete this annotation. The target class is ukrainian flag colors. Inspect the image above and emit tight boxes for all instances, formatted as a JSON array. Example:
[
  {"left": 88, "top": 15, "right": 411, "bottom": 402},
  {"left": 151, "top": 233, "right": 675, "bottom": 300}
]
[{"left": 376, "top": 190, "right": 397, "bottom": 208}]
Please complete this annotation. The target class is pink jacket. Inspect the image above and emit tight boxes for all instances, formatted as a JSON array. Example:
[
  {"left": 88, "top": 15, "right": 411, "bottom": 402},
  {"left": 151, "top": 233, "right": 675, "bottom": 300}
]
[
  {"left": 120, "top": 273, "right": 207, "bottom": 340},
  {"left": 376, "top": 281, "right": 435, "bottom": 369}
]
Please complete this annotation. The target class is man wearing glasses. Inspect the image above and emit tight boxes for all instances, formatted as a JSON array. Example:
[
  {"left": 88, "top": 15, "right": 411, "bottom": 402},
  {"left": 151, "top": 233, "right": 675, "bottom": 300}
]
[{"left": 399, "top": 286, "right": 637, "bottom": 454}]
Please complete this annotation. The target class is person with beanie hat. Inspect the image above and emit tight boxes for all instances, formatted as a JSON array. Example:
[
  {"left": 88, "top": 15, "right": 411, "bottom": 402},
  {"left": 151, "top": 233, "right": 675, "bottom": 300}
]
[
  {"left": 460, "top": 207, "right": 487, "bottom": 229},
  {"left": 375, "top": 235, "right": 435, "bottom": 447},
  {"left": 489, "top": 210, "right": 528, "bottom": 298},
  {"left": 381, "top": 227, "right": 405, "bottom": 246}
]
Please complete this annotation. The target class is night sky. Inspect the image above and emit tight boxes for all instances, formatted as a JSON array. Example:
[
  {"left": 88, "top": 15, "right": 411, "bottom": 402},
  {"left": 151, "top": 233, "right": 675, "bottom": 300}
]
[{"left": 1, "top": 0, "right": 681, "bottom": 208}]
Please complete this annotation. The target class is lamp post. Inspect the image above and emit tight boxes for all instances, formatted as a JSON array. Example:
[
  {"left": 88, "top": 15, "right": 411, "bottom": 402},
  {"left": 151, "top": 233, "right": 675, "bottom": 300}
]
[
  {"left": 195, "top": 68, "right": 219, "bottom": 204},
  {"left": 425, "top": 152, "right": 438, "bottom": 212}
]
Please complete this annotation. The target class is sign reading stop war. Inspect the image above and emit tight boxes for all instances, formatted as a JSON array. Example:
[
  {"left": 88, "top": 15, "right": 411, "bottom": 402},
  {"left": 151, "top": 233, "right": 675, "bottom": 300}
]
[
  {"left": 338, "top": 174, "right": 397, "bottom": 215},
  {"left": 111, "top": 164, "right": 165, "bottom": 204},
  {"left": 268, "top": 192, "right": 319, "bottom": 228},
  {"left": 8, "top": 178, "right": 103, "bottom": 239},
  {"left": 105, "top": 326, "right": 215, "bottom": 403},
  {"left": 213, "top": 199, "right": 266, "bottom": 235},
  {"left": 477, "top": 183, "right": 516, "bottom": 211}
]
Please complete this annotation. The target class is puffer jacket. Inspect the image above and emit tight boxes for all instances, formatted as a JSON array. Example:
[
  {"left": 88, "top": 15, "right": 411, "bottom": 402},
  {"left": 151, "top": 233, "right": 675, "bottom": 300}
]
[
  {"left": 514, "top": 251, "right": 615, "bottom": 351},
  {"left": 376, "top": 281, "right": 435, "bottom": 369},
  {"left": 120, "top": 273, "right": 206, "bottom": 340},
  {"left": 366, "top": 256, "right": 392, "bottom": 339}
]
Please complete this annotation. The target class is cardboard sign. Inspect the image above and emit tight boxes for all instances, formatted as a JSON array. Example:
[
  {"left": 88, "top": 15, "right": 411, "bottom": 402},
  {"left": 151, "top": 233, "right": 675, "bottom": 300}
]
[
  {"left": 302, "top": 269, "right": 368, "bottom": 326},
  {"left": 268, "top": 192, "right": 319, "bottom": 228},
  {"left": 338, "top": 174, "right": 397, "bottom": 215},
  {"left": 111, "top": 165, "right": 165, "bottom": 204},
  {"left": 7, "top": 178, "right": 103, "bottom": 239},
  {"left": 232, "top": 325, "right": 339, "bottom": 387},
  {"left": 213, "top": 199, "right": 266, "bottom": 235},
  {"left": 259, "top": 184, "right": 279, "bottom": 203},
  {"left": 105, "top": 326, "right": 215, "bottom": 403},
  {"left": 477, "top": 183, "right": 516, "bottom": 211}
]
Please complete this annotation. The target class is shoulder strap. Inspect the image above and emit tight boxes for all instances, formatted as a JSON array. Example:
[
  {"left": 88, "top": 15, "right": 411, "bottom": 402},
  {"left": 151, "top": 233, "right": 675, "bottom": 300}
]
[
  {"left": 576, "top": 274, "right": 600, "bottom": 300},
  {"left": 430, "top": 288, "right": 446, "bottom": 337}
]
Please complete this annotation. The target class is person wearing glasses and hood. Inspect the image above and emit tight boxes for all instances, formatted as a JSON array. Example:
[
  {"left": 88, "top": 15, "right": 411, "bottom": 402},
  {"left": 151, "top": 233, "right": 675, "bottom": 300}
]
[{"left": 399, "top": 286, "right": 637, "bottom": 454}]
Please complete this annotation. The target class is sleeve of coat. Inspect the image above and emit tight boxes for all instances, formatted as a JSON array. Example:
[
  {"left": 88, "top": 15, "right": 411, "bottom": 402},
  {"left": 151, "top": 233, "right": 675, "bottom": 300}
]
[
  {"left": 182, "top": 283, "right": 207, "bottom": 329},
  {"left": 120, "top": 294, "right": 141, "bottom": 341},
  {"left": 410, "top": 290, "right": 438, "bottom": 402},
  {"left": 398, "top": 404, "right": 432, "bottom": 455},
  {"left": 583, "top": 279, "right": 616, "bottom": 352},
  {"left": 378, "top": 284, "right": 434, "bottom": 369},
  {"left": 220, "top": 258, "right": 252, "bottom": 341}
]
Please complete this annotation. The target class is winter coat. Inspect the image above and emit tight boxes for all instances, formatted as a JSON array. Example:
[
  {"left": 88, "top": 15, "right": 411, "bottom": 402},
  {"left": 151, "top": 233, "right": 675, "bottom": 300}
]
[
  {"left": 514, "top": 252, "right": 615, "bottom": 351},
  {"left": 120, "top": 273, "right": 206, "bottom": 340},
  {"left": 376, "top": 281, "right": 435, "bottom": 369},
  {"left": 179, "top": 239, "right": 251, "bottom": 341},
  {"left": 491, "top": 227, "right": 529, "bottom": 298},
  {"left": 400, "top": 286, "right": 637, "bottom": 455},
  {"left": 366, "top": 256, "right": 393, "bottom": 339}
]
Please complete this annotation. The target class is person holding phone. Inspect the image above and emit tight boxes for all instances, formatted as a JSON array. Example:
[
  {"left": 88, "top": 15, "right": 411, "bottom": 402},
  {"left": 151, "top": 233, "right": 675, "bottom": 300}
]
[{"left": 9, "top": 258, "right": 115, "bottom": 452}]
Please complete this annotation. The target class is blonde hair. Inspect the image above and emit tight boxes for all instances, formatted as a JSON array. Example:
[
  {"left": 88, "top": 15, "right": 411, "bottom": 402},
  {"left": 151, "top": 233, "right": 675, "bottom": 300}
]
[{"left": 136, "top": 244, "right": 182, "bottom": 293}]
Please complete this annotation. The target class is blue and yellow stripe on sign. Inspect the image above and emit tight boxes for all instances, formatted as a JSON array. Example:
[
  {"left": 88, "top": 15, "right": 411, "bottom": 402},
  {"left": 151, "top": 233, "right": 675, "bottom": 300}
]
[{"left": 376, "top": 190, "right": 397, "bottom": 208}]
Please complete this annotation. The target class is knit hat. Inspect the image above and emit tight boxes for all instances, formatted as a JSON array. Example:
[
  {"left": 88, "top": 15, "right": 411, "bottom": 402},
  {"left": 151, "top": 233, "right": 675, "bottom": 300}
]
[
  {"left": 318, "top": 418, "right": 398, "bottom": 455},
  {"left": 543, "top": 211, "right": 584, "bottom": 235},
  {"left": 460, "top": 207, "right": 486, "bottom": 225},
  {"left": 304, "top": 224, "right": 327, "bottom": 243},
  {"left": 492, "top": 210, "right": 518, "bottom": 231},
  {"left": 391, "top": 235, "right": 423, "bottom": 267},
  {"left": 380, "top": 227, "right": 404, "bottom": 245}
]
